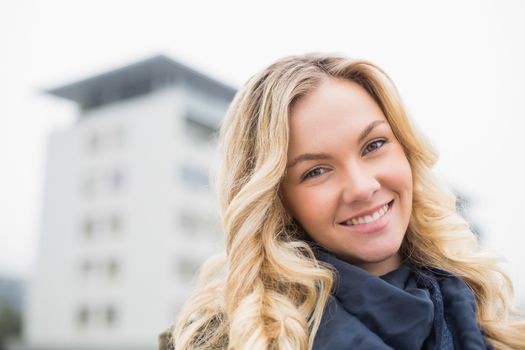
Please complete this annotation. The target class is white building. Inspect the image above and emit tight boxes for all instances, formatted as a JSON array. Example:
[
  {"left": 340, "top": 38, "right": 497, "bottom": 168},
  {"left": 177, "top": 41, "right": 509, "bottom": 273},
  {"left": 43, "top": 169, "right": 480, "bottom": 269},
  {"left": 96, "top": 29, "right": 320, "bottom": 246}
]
[{"left": 25, "top": 56, "right": 236, "bottom": 350}]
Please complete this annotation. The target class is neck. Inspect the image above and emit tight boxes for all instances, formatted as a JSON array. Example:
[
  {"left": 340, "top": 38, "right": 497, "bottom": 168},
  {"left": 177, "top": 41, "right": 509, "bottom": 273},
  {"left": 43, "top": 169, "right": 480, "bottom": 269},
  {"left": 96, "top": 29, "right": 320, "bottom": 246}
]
[{"left": 357, "top": 253, "right": 402, "bottom": 276}]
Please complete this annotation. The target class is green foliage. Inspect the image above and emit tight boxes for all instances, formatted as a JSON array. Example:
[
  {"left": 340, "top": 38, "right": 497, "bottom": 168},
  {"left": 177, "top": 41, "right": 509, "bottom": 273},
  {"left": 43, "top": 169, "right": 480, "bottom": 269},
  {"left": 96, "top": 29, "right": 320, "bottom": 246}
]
[{"left": 0, "top": 302, "right": 21, "bottom": 349}]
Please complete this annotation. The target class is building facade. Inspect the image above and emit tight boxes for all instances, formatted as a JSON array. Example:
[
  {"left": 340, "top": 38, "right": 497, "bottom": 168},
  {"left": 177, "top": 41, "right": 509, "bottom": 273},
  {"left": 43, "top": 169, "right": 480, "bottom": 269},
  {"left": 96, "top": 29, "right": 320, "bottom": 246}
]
[{"left": 25, "top": 56, "right": 235, "bottom": 350}]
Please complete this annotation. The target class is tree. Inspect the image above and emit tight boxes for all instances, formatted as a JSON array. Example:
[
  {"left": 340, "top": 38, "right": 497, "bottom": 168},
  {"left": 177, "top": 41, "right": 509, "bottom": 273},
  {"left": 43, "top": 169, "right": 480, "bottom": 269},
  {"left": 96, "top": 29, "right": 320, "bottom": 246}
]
[{"left": 0, "top": 302, "right": 21, "bottom": 350}]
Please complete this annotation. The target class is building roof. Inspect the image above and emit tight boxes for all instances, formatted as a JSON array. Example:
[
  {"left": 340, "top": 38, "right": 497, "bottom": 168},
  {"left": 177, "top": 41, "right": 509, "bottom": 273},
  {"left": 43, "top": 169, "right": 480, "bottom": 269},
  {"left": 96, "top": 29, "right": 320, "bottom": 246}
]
[{"left": 45, "top": 55, "right": 237, "bottom": 110}]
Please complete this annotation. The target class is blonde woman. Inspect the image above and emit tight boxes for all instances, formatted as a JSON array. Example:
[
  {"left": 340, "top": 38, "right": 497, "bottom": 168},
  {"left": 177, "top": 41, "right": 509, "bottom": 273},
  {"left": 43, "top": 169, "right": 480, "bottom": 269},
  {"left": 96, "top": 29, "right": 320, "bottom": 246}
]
[{"left": 159, "top": 53, "right": 525, "bottom": 349}]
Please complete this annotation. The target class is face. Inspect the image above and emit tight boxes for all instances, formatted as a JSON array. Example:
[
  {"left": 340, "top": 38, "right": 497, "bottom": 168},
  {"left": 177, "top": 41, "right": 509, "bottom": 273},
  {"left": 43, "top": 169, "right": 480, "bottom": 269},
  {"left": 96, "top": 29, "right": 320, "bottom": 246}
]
[{"left": 280, "top": 78, "right": 413, "bottom": 276}]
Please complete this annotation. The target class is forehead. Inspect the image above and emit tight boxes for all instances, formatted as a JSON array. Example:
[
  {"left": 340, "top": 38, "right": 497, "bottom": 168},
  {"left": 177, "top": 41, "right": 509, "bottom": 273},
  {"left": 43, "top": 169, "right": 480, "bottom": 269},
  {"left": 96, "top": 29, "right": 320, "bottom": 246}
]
[{"left": 288, "top": 78, "right": 387, "bottom": 152}]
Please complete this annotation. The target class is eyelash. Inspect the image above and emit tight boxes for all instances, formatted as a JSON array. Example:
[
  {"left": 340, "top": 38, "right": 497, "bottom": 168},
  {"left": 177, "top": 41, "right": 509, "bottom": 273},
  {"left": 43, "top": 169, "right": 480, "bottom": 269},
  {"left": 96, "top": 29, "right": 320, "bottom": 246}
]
[
  {"left": 301, "top": 139, "right": 388, "bottom": 181},
  {"left": 364, "top": 139, "right": 386, "bottom": 155}
]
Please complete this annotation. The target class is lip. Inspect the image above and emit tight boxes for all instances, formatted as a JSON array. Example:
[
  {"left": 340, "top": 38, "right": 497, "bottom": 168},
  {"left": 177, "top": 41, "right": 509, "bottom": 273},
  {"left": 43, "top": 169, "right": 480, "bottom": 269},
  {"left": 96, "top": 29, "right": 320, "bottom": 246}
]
[
  {"left": 338, "top": 200, "right": 393, "bottom": 224},
  {"left": 338, "top": 200, "right": 394, "bottom": 234}
]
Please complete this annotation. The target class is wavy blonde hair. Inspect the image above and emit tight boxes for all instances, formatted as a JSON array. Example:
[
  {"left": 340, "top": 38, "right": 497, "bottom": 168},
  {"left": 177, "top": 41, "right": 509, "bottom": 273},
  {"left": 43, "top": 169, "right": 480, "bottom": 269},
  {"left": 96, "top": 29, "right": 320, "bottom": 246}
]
[{"left": 170, "top": 53, "right": 525, "bottom": 349}]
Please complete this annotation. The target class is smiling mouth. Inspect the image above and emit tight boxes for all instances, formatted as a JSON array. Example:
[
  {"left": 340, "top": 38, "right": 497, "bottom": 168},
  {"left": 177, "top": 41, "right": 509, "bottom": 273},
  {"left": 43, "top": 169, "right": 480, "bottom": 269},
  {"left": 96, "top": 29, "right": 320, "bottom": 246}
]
[{"left": 339, "top": 200, "right": 394, "bottom": 226}]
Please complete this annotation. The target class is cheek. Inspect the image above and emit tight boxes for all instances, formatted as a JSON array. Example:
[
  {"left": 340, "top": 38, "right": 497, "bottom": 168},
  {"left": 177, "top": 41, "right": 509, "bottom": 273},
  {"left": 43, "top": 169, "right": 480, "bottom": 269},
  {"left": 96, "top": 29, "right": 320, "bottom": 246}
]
[
  {"left": 385, "top": 148, "right": 413, "bottom": 191},
  {"left": 386, "top": 154, "right": 413, "bottom": 212},
  {"left": 394, "top": 160, "right": 412, "bottom": 191},
  {"left": 401, "top": 159, "right": 413, "bottom": 195},
  {"left": 284, "top": 186, "right": 335, "bottom": 225}
]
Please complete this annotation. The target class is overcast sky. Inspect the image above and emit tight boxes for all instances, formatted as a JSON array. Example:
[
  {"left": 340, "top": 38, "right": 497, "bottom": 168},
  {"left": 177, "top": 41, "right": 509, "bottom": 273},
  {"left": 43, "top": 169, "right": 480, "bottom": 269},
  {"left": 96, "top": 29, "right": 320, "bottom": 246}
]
[{"left": 1, "top": 0, "right": 524, "bottom": 301}]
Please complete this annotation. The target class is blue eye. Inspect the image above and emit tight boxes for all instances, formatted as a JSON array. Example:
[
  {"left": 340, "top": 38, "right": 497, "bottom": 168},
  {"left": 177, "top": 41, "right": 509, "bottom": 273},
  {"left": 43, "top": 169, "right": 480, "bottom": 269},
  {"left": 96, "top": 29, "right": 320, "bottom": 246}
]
[
  {"left": 302, "top": 167, "right": 327, "bottom": 181},
  {"left": 363, "top": 139, "right": 386, "bottom": 155}
]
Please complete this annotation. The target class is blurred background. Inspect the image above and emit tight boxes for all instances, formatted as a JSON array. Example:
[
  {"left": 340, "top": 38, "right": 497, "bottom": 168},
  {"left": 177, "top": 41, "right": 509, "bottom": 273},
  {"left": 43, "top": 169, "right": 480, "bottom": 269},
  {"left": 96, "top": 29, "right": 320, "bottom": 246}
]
[{"left": 1, "top": 0, "right": 524, "bottom": 349}]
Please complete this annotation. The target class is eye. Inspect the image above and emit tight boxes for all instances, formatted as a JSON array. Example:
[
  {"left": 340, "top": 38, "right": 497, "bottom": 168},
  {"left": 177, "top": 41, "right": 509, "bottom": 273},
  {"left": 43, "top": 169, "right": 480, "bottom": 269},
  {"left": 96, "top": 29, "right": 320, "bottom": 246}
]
[
  {"left": 363, "top": 139, "right": 386, "bottom": 155},
  {"left": 302, "top": 167, "right": 328, "bottom": 181}
]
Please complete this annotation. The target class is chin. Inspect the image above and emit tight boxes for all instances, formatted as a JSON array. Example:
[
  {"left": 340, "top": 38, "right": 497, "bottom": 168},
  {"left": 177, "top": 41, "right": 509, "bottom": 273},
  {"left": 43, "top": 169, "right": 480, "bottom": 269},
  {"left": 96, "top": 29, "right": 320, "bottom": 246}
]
[{"left": 347, "top": 245, "right": 402, "bottom": 267}]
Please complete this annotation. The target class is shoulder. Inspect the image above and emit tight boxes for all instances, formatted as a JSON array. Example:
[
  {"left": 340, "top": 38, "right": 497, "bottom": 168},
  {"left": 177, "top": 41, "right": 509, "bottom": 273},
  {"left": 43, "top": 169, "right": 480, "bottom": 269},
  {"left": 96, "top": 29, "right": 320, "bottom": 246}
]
[{"left": 158, "top": 326, "right": 175, "bottom": 350}]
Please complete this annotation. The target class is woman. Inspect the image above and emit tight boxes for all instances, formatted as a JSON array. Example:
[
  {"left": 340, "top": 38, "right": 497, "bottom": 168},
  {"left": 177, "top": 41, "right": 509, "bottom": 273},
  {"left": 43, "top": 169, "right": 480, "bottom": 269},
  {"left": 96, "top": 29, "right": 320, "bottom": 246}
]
[{"left": 160, "top": 53, "right": 525, "bottom": 349}]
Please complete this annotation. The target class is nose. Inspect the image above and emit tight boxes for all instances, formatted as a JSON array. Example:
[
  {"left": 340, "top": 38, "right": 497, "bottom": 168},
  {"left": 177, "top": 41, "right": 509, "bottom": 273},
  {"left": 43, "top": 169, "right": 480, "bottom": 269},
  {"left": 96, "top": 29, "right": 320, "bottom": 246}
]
[{"left": 340, "top": 163, "right": 380, "bottom": 203}]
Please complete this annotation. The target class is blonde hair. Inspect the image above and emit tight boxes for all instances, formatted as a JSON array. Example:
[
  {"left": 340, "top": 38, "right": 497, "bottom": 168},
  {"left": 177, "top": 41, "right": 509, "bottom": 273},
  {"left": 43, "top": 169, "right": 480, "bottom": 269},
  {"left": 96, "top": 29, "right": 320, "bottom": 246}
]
[{"left": 171, "top": 53, "right": 525, "bottom": 349}]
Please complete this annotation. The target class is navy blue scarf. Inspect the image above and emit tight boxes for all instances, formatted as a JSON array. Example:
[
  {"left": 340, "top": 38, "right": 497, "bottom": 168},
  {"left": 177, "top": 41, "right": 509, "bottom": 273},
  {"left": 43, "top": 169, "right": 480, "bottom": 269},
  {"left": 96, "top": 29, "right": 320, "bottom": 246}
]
[{"left": 313, "top": 248, "right": 492, "bottom": 350}]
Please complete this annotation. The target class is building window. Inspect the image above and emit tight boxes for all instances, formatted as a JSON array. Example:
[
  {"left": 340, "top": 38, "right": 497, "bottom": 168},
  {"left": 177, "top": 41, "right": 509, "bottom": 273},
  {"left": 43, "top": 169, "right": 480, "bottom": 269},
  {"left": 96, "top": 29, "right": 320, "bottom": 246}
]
[
  {"left": 178, "top": 210, "right": 217, "bottom": 238},
  {"left": 86, "top": 126, "right": 126, "bottom": 154},
  {"left": 179, "top": 210, "right": 199, "bottom": 231},
  {"left": 109, "top": 168, "right": 126, "bottom": 191},
  {"left": 105, "top": 305, "right": 117, "bottom": 326},
  {"left": 80, "top": 260, "right": 93, "bottom": 276},
  {"left": 75, "top": 304, "right": 119, "bottom": 329},
  {"left": 80, "top": 167, "right": 128, "bottom": 197},
  {"left": 82, "top": 218, "right": 95, "bottom": 239},
  {"left": 87, "top": 133, "right": 100, "bottom": 153},
  {"left": 79, "top": 258, "right": 120, "bottom": 280},
  {"left": 80, "top": 213, "right": 124, "bottom": 239},
  {"left": 176, "top": 257, "right": 201, "bottom": 282},
  {"left": 113, "top": 126, "right": 126, "bottom": 149},
  {"left": 110, "top": 213, "right": 122, "bottom": 235},
  {"left": 80, "top": 174, "right": 96, "bottom": 197},
  {"left": 76, "top": 306, "right": 90, "bottom": 328},
  {"left": 179, "top": 164, "right": 209, "bottom": 189},
  {"left": 107, "top": 259, "right": 120, "bottom": 278},
  {"left": 184, "top": 114, "right": 216, "bottom": 145}
]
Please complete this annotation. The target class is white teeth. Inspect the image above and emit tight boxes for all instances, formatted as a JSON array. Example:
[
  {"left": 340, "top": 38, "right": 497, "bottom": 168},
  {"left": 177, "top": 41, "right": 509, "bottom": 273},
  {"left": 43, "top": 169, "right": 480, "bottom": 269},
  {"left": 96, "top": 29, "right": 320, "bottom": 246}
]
[{"left": 342, "top": 203, "right": 389, "bottom": 226}]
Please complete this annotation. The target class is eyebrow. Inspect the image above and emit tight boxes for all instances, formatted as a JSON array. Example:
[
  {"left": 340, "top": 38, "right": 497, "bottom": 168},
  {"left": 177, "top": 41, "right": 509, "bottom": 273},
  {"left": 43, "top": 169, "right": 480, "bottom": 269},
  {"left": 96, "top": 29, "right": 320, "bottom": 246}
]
[{"left": 286, "top": 119, "right": 386, "bottom": 168}]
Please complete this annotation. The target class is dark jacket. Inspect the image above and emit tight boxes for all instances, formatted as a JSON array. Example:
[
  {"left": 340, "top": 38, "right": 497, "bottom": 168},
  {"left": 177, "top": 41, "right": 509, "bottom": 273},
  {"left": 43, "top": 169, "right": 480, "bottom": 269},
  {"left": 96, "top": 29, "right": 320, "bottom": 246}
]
[
  {"left": 158, "top": 249, "right": 492, "bottom": 350},
  {"left": 311, "top": 248, "right": 492, "bottom": 349}
]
